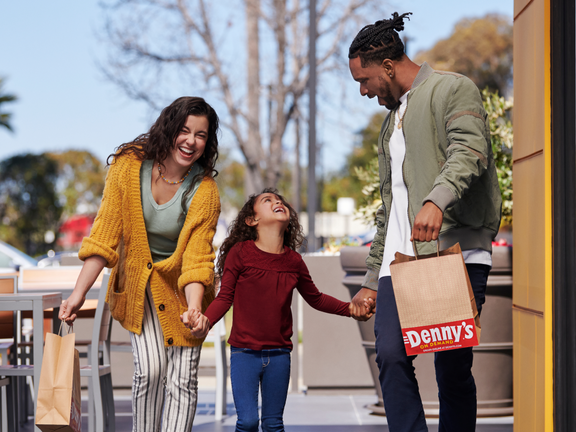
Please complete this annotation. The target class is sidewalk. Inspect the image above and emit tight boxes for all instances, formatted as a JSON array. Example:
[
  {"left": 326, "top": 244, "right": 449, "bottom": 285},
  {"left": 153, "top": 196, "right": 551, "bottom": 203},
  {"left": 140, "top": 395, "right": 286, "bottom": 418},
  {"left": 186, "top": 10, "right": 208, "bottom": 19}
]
[
  {"left": 71, "top": 390, "right": 513, "bottom": 432},
  {"left": 21, "top": 388, "right": 513, "bottom": 432},
  {"left": 20, "top": 345, "right": 514, "bottom": 431}
]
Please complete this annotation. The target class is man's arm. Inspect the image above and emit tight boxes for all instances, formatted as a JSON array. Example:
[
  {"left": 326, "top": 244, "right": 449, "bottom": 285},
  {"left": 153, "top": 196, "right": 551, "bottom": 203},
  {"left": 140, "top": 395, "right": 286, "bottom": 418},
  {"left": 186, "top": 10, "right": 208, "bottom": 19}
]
[
  {"left": 423, "top": 77, "right": 491, "bottom": 214},
  {"left": 413, "top": 78, "right": 491, "bottom": 241}
]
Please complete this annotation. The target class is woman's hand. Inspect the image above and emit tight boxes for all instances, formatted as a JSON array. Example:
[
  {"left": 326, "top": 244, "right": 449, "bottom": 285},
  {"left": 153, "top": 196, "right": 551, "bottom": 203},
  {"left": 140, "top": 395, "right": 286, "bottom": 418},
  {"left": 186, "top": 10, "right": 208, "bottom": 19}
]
[
  {"left": 59, "top": 255, "right": 107, "bottom": 325},
  {"left": 180, "top": 308, "right": 201, "bottom": 329},
  {"left": 191, "top": 313, "right": 211, "bottom": 339},
  {"left": 180, "top": 309, "right": 211, "bottom": 339},
  {"left": 59, "top": 291, "right": 86, "bottom": 325}
]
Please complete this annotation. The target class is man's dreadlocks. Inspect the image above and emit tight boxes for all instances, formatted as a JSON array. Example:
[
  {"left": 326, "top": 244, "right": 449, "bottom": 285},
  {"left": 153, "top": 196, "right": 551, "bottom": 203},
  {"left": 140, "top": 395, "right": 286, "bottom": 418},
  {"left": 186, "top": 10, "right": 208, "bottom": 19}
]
[{"left": 348, "top": 12, "right": 412, "bottom": 66}]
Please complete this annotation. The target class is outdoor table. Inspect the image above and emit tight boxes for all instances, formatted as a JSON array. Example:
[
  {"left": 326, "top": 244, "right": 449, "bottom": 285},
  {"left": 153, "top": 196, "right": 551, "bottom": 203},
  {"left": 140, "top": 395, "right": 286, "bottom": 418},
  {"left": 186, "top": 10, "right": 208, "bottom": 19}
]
[{"left": 0, "top": 292, "right": 62, "bottom": 432}]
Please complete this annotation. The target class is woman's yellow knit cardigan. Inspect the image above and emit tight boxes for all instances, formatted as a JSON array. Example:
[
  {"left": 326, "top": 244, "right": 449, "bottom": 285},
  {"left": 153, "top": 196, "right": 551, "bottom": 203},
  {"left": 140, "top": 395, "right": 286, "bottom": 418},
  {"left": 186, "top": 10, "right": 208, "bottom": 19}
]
[{"left": 78, "top": 154, "right": 221, "bottom": 347}]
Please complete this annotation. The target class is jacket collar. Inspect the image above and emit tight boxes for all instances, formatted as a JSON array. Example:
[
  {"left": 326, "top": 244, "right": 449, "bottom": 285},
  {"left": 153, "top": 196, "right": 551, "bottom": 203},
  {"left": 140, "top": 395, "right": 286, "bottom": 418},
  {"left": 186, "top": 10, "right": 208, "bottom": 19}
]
[{"left": 411, "top": 62, "right": 434, "bottom": 90}]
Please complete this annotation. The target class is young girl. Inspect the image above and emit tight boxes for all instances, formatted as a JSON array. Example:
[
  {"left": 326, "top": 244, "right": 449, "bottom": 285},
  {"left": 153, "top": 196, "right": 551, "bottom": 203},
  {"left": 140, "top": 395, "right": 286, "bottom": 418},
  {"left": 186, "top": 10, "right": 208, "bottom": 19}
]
[
  {"left": 183, "top": 188, "right": 367, "bottom": 432},
  {"left": 60, "top": 96, "right": 221, "bottom": 432}
]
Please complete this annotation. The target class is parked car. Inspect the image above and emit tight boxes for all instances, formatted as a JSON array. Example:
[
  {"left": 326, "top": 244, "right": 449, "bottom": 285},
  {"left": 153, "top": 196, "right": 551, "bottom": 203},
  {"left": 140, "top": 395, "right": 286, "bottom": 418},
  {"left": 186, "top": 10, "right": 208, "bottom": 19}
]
[{"left": 0, "top": 240, "right": 38, "bottom": 273}]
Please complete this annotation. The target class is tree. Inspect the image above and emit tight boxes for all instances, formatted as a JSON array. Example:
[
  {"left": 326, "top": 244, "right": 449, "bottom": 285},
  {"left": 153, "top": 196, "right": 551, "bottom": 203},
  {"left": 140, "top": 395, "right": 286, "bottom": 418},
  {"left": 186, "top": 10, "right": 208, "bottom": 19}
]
[
  {"left": 0, "top": 77, "right": 17, "bottom": 132},
  {"left": 414, "top": 14, "right": 513, "bottom": 96},
  {"left": 47, "top": 150, "right": 106, "bottom": 218},
  {"left": 215, "top": 149, "right": 247, "bottom": 211},
  {"left": 100, "top": 0, "right": 385, "bottom": 194},
  {"left": 321, "top": 111, "right": 384, "bottom": 211},
  {"left": 0, "top": 154, "right": 63, "bottom": 256}
]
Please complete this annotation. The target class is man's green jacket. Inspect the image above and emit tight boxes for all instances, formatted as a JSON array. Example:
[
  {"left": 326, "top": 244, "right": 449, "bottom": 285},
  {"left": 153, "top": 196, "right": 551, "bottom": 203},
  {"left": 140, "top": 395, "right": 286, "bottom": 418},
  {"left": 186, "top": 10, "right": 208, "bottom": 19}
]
[{"left": 363, "top": 62, "right": 502, "bottom": 291}]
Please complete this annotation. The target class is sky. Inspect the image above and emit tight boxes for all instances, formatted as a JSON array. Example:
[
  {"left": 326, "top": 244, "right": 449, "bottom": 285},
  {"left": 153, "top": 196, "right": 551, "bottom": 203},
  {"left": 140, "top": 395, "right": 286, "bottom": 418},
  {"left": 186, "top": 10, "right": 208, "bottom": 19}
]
[{"left": 0, "top": 0, "right": 513, "bottom": 173}]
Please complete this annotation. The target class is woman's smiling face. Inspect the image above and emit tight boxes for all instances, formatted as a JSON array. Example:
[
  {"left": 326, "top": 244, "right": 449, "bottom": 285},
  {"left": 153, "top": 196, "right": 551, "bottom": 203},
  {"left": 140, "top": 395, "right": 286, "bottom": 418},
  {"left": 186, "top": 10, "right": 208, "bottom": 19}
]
[{"left": 169, "top": 115, "right": 209, "bottom": 168}]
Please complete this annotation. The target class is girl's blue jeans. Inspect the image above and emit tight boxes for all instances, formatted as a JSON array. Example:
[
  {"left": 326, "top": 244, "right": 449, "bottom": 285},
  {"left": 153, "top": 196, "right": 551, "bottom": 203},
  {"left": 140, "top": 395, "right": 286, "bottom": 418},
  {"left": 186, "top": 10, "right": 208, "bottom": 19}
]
[{"left": 230, "top": 346, "right": 291, "bottom": 432}]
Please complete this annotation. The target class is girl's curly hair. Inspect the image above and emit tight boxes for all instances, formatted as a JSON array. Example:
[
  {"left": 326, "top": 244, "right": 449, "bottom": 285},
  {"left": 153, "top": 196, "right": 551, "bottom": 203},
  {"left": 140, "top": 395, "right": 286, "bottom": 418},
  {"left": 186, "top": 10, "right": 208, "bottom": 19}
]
[{"left": 216, "top": 188, "right": 305, "bottom": 277}]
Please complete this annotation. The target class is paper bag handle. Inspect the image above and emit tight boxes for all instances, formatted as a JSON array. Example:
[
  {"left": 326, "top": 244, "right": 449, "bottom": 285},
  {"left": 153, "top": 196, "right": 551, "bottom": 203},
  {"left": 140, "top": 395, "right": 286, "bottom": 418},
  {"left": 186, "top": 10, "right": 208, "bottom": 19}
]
[
  {"left": 412, "top": 240, "right": 440, "bottom": 260},
  {"left": 57, "top": 320, "right": 74, "bottom": 336}
]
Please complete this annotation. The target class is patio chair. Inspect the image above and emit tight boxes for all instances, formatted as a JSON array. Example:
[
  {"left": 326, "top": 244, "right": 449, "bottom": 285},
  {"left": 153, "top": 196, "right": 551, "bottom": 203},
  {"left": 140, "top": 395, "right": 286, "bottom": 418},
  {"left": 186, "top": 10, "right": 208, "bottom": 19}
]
[
  {"left": 0, "top": 275, "right": 17, "bottom": 365},
  {"left": 79, "top": 272, "right": 115, "bottom": 432},
  {"left": 0, "top": 275, "right": 32, "bottom": 432},
  {"left": 0, "top": 276, "right": 16, "bottom": 432},
  {"left": 0, "top": 376, "right": 10, "bottom": 432}
]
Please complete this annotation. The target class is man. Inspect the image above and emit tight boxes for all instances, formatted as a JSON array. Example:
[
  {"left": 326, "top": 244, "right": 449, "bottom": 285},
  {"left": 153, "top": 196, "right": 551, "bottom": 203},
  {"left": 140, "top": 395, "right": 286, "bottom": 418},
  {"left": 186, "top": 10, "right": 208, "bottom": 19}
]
[{"left": 347, "top": 12, "right": 502, "bottom": 432}]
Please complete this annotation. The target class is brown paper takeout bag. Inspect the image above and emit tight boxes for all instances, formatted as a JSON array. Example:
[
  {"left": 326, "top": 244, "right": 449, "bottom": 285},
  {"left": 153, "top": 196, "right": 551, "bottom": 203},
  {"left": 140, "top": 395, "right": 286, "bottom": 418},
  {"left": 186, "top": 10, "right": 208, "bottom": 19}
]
[
  {"left": 35, "top": 329, "right": 82, "bottom": 432},
  {"left": 389, "top": 242, "right": 481, "bottom": 355}
]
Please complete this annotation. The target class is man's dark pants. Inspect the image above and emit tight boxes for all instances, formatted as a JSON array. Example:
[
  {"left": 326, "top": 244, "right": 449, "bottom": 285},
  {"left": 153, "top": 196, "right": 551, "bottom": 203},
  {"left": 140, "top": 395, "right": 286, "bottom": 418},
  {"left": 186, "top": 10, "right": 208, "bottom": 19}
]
[{"left": 374, "top": 264, "right": 490, "bottom": 432}]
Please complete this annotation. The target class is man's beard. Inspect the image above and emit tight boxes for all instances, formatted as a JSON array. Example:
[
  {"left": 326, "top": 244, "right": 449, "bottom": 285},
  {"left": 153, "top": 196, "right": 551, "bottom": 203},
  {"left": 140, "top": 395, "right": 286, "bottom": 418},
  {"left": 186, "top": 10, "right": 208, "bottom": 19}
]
[{"left": 377, "top": 78, "right": 399, "bottom": 110}]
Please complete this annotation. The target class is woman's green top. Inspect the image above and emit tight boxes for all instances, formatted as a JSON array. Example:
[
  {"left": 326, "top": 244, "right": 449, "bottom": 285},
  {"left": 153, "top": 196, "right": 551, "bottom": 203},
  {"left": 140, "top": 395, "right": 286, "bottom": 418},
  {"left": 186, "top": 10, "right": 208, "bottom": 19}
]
[{"left": 140, "top": 160, "right": 203, "bottom": 263}]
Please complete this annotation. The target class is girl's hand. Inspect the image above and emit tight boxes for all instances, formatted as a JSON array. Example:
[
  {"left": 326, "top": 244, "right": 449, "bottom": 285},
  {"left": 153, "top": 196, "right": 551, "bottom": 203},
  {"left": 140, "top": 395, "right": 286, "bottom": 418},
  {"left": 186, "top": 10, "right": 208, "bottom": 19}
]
[
  {"left": 191, "top": 314, "right": 211, "bottom": 339},
  {"left": 364, "top": 297, "right": 376, "bottom": 313}
]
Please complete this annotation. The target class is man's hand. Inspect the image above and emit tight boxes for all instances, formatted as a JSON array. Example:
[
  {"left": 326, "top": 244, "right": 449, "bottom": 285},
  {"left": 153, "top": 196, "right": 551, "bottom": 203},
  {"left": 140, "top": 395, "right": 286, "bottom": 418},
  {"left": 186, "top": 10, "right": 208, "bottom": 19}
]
[
  {"left": 350, "top": 287, "right": 377, "bottom": 321},
  {"left": 411, "top": 201, "right": 443, "bottom": 242}
]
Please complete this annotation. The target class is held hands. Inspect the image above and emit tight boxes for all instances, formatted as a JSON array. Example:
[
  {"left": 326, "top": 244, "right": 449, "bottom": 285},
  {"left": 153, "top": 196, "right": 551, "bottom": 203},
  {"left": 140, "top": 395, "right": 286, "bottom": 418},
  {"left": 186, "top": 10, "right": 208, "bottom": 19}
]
[
  {"left": 411, "top": 201, "right": 443, "bottom": 242},
  {"left": 349, "top": 287, "right": 377, "bottom": 321},
  {"left": 180, "top": 308, "right": 211, "bottom": 339}
]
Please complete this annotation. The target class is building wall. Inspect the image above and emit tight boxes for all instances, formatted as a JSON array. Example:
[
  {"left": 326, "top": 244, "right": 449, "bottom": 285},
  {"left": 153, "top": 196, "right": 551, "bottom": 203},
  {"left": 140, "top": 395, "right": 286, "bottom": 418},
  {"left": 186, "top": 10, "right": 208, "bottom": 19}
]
[{"left": 513, "top": 0, "right": 553, "bottom": 430}]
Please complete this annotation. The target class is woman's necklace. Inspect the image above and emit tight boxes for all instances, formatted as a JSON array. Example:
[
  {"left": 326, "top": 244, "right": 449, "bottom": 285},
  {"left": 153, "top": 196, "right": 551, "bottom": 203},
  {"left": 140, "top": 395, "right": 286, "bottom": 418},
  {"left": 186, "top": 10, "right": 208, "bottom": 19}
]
[
  {"left": 157, "top": 163, "right": 192, "bottom": 185},
  {"left": 397, "top": 100, "right": 408, "bottom": 130}
]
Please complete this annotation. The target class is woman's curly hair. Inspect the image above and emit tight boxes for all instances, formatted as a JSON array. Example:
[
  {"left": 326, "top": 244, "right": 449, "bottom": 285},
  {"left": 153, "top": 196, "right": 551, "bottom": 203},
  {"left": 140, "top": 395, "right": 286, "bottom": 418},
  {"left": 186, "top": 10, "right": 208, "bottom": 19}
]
[
  {"left": 107, "top": 96, "right": 220, "bottom": 181},
  {"left": 216, "top": 188, "right": 305, "bottom": 277}
]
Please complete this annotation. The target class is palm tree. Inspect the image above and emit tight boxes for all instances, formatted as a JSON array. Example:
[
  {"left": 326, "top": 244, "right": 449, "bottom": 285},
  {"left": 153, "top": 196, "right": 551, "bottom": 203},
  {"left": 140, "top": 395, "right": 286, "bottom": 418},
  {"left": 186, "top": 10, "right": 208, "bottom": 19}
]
[{"left": 0, "top": 77, "right": 17, "bottom": 132}]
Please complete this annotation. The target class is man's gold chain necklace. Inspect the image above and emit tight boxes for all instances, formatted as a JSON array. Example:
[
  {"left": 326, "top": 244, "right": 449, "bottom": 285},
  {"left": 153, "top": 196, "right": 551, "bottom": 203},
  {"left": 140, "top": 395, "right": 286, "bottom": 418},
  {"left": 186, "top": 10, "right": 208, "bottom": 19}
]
[{"left": 397, "top": 101, "right": 408, "bottom": 129}]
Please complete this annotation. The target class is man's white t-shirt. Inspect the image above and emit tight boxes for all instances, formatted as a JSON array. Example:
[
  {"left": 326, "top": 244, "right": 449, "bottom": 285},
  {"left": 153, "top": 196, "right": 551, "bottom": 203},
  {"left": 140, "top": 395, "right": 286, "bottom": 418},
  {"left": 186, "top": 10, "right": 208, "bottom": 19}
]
[{"left": 378, "top": 92, "right": 491, "bottom": 279}]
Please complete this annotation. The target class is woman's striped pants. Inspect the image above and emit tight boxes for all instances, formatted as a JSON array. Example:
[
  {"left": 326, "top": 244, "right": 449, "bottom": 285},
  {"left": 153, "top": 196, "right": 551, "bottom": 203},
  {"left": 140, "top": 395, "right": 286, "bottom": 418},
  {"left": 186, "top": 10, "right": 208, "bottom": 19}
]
[{"left": 129, "top": 286, "right": 201, "bottom": 432}]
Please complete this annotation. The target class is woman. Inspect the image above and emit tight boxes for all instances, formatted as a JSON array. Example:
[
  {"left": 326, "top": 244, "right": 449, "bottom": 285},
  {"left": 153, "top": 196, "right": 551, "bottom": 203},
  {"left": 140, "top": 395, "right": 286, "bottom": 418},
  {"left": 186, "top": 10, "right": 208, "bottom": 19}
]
[{"left": 59, "top": 96, "right": 221, "bottom": 432}]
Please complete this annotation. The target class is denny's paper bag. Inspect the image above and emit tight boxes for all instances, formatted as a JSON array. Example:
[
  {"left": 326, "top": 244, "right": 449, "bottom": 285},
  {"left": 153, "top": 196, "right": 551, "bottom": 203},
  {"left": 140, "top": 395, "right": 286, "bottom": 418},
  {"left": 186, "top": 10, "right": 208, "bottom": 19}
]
[
  {"left": 35, "top": 329, "right": 82, "bottom": 432},
  {"left": 389, "top": 242, "right": 480, "bottom": 355}
]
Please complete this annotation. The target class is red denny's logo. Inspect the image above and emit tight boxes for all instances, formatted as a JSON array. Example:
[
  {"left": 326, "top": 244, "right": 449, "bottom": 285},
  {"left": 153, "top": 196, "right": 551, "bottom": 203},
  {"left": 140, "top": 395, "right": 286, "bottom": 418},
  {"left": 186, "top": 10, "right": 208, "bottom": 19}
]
[{"left": 402, "top": 318, "right": 479, "bottom": 355}]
